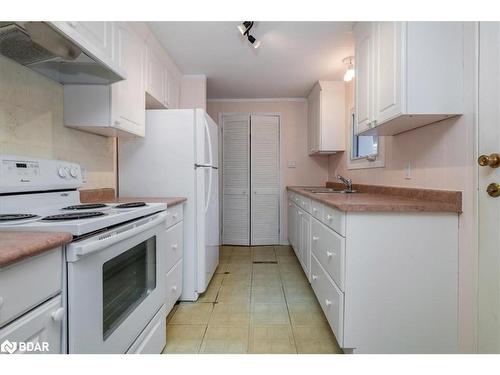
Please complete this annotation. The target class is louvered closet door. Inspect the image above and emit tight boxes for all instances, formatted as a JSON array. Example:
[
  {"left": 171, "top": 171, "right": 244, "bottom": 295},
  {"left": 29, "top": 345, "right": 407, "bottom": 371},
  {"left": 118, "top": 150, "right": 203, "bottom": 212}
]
[
  {"left": 222, "top": 114, "right": 250, "bottom": 245},
  {"left": 250, "top": 115, "right": 280, "bottom": 245}
]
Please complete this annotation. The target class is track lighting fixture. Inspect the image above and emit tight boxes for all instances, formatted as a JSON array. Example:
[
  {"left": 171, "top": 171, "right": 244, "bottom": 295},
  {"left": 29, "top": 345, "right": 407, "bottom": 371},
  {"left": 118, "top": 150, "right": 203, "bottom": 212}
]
[
  {"left": 343, "top": 56, "right": 355, "bottom": 82},
  {"left": 237, "top": 21, "right": 262, "bottom": 49}
]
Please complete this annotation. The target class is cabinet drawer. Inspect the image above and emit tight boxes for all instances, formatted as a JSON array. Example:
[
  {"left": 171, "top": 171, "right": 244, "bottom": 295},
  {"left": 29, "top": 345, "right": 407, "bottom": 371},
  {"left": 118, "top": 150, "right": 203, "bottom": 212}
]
[
  {"left": 311, "top": 254, "right": 344, "bottom": 347},
  {"left": 322, "top": 205, "right": 346, "bottom": 236},
  {"left": 127, "top": 305, "right": 166, "bottom": 354},
  {"left": 165, "top": 221, "right": 183, "bottom": 272},
  {"left": 0, "top": 295, "right": 63, "bottom": 354},
  {"left": 297, "top": 195, "right": 311, "bottom": 214},
  {"left": 166, "top": 260, "right": 183, "bottom": 314},
  {"left": 311, "top": 218, "right": 345, "bottom": 291},
  {"left": 0, "top": 248, "right": 62, "bottom": 327},
  {"left": 311, "top": 200, "right": 324, "bottom": 221},
  {"left": 166, "top": 204, "right": 183, "bottom": 228}
]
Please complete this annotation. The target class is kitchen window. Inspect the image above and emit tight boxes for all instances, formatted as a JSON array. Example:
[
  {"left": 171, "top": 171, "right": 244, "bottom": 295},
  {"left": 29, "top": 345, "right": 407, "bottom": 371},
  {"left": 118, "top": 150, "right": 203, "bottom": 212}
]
[{"left": 347, "top": 109, "right": 386, "bottom": 169}]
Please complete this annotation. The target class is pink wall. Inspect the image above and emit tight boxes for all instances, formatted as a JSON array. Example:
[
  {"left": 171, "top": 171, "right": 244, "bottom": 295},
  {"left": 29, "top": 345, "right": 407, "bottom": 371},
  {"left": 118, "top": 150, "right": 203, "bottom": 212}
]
[
  {"left": 207, "top": 99, "right": 330, "bottom": 243},
  {"left": 328, "top": 24, "right": 477, "bottom": 353}
]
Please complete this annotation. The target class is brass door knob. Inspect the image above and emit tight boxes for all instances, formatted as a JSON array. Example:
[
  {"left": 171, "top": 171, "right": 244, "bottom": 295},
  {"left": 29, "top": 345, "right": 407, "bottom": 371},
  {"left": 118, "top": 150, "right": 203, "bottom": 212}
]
[
  {"left": 478, "top": 153, "right": 500, "bottom": 168},
  {"left": 487, "top": 183, "right": 500, "bottom": 198}
]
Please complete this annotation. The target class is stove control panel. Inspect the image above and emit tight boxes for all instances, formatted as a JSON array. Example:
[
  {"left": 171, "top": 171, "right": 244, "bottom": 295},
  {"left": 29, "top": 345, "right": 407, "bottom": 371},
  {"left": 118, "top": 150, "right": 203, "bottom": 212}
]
[{"left": 0, "top": 155, "right": 83, "bottom": 193}]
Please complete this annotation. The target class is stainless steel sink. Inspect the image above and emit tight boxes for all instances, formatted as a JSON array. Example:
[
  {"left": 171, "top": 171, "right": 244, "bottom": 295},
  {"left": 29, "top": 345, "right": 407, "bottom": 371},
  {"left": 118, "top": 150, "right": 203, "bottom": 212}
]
[{"left": 303, "top": 188, "right": 358, "bottom": 194}]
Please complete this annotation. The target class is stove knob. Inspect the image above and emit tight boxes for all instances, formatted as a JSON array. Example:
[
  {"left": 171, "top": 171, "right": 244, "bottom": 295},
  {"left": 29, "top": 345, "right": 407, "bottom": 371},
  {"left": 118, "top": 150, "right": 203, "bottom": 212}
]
[
  {"left": 58, "top": 167, "right": 67, "bottom": 178},
  {"left": 70, "top": 167, "right": 78, "bottom": 178}
]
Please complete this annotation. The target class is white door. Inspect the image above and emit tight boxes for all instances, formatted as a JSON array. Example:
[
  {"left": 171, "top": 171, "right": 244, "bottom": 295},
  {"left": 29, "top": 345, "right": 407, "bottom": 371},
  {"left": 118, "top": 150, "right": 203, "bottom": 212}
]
[
  {"left": 374, "top": 22, "right": 404, "bottom": 125},
  {"left": 222, "top": 114, "right": 250, "bottom": 245},
  {"left": 478, "top": 22, "right": 500, "bottom": 353},
  {"left": 354, "top": 22, "right": 375, "bottom": 134},
  {"left": 250, "top": 115, "right": 280, "bottom": 245}
]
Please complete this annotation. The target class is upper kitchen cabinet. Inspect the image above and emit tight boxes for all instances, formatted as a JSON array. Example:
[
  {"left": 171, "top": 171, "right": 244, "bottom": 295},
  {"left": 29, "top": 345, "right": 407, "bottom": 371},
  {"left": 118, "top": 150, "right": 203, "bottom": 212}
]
[
  {"left": 164, "top": 66, "right": 181, "bottom": 109},
  {"left": 354, "top": 22, "right": 464, "bottom": 136},
  {"left": 307, "top": 81, "right": 345, "bottom": 155},
  {"left": 64, "top": 22, "right": 147, "bottom": 137}
]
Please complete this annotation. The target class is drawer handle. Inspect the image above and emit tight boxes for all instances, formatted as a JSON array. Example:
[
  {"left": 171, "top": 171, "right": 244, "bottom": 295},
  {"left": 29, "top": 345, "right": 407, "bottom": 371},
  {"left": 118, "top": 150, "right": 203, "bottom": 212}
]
[
  {"left": 173, "top": 213, "right": 178, "bottom": 218},
  {"left": 0, "top": 296, "right": 4, "bottom": 309},
  {"left": 171, "top": 286, "right": 177, "bottom": 292},
  {"left": 312, "top": 275, "right": 318, "bottom": 281},
  {"left": 312, "top": 208, "right": 318, "bottom": 212},
  {"left": 51, "top": 307, "right": 65, "bottom": 322},
  {"left": 172, "top": 243, "right": 178, "bottom": 250},
  {"left": 326, "top": 251, "right": 333, "bottom": 258},
  {"left": 325, "top": 299, "right": 332, "bottom": 308},
  {"left": 298, "top": 212, "right": 303, "bottom": 216},
  {"left": 312, "top": 236, "right": 319, "bottom": 241}
]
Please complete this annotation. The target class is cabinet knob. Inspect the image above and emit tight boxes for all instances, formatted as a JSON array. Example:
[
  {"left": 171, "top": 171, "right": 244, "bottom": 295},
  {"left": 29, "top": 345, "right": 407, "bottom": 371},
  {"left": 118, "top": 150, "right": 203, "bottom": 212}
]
[
  {"left": 312, "top": 275, "right": 318, "bottom": 281},
  {"left": 312, "top": 236, "right": 319, "bottom": 241},
  {"left": 173, "top": 213, "right": 178, "bottom": 218},
  {"left": 326, "top": 214, "right": 332, "bottom": 220},
  {"left": 172, "top": 243, "right": 178, "bottom": 250},
  {"left": 51, "top": 307, "right": 65, "bottom": 322},
  {"left": 478, "top": 153, "right": 500, "bottom": 168},
  {"left": 326, "top": 251, "right": 333, "bottom": 258},
  {"left": 312, "top": 208, "right": 318, "bottom": 212},
  {"left": 288, "top": 203, "right": 292, "bottom": 207},
  {"left": 171, "top": 286, "right": 177, "bottom": 292},
  {"left": 67, "top": 21, "right": 78, "bottom": 28},
  {"left": 325, "top": 299, "right": 332, "bottom": 307},
  {"left": 0, "top": 296, "right": 4, "bottom": 309}
]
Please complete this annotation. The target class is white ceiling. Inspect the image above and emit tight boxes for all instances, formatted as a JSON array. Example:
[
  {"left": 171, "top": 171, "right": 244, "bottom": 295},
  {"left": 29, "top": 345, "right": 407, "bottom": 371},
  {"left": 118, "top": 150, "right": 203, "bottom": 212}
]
[{"left": 148, "top": 22, "right": 355, "bottom": 99}]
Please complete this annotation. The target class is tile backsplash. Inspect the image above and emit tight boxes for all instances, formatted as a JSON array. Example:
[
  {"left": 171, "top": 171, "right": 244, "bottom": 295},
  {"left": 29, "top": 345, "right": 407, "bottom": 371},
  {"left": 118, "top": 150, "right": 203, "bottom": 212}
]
[{"left": 0, "top": 55, "right": 116, "bottom": 189}]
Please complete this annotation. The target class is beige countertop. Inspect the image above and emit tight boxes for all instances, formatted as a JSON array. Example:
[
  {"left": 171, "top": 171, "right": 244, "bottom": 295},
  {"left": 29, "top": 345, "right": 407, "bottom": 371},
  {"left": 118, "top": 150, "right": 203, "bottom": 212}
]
[
  {"left": 79, "top": 188, "right": 187, "bottom": 208},
  {"left": 0, "top": 231, "right": 73, "bottom": 268},
  {"left": 113, "top": 196, "right": 187, "bottom": 207},
  {"left": 287, "top": 185, "right": 462, "bottom": 213}
]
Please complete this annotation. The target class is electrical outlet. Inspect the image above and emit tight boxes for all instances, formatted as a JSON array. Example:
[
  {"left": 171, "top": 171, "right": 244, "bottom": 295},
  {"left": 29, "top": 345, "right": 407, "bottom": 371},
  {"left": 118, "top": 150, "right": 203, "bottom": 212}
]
[{"left": 405, "top": 161, "right": 412, "bottom": 180}]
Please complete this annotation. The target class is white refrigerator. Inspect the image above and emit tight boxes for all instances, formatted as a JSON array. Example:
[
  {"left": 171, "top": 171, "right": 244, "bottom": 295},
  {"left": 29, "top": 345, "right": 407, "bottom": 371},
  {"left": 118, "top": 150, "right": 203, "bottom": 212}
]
[{"left": 118, "top": 109, "right": 219, "bottom": 301}]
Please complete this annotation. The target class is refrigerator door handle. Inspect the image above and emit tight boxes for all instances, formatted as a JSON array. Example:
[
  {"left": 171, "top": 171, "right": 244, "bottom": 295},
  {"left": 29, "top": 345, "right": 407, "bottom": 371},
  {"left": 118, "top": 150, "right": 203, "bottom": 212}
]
[
  {"left": 204, "top": 115, "right": 214, "bottom": 167},
  {"left": 195, "top": 164, "right": 212, "bottom": 168},
  {"left": 204, "top": 166, "right": 213, "bottom": 214}
]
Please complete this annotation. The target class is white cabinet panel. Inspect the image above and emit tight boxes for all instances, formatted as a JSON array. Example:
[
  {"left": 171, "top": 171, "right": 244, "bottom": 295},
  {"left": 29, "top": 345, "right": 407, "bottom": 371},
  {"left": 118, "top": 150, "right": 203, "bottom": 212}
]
[
  {"left": 166, "top": 260, "right": 183, "bottom": 314},
  {"left": 165, "top": 221, "right": 183, "bottom": 272},
  {"left": 355, "top": 21, "right": 463, "bottom": 136},
  {"left": 0, "top": 295, "right": 63, "bottom": 354},
  {"left": 145, "top": 44, "right": 166, "bottom": 109}
]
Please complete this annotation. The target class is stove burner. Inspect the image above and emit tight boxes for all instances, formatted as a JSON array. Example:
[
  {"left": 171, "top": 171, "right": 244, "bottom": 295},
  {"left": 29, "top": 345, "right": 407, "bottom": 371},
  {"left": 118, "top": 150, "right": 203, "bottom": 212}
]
[
  {"left": 0, "top": 214, "right": 39, "bottom": 221},
  {"left": 62, "top": 203, "right": 108, "bottom": 210},
  {"left": 115, "top": 202, "right": 147, "bottom": 209},
  {"left": 42, "top": 212, "right": 106, "bottom": 221}
]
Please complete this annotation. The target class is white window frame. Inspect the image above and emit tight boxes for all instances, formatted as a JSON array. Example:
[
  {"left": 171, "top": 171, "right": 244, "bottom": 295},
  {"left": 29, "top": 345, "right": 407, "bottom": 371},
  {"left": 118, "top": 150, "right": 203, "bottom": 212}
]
[{"left": 347, "top": 107, "right": 386, "bottom": 170}]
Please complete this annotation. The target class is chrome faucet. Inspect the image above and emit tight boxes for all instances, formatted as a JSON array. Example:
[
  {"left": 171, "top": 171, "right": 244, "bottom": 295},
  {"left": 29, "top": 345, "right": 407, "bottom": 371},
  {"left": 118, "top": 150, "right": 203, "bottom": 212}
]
[{"left": 337, "top": 174, "right": 353, "bottom": 192}]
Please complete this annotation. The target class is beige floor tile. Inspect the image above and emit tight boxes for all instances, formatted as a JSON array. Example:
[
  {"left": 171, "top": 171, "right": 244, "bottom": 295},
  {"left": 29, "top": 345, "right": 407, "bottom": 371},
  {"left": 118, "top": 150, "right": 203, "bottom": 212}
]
[
  {"left": 197, "top": 275, "right": 224, "bottom": 303},
  {"left": 163, "top": 324, "right": 207, "bottom": 354},
  {"left": 277, "top": 255, "right": 300, "bottom": 264},
  {"left": 200, "top": 326, "right": 249, "bottom": 354},
  {"left": 248, "top": 325, "right": 297, "bottom": 354},
  {"left": 222, "top": 273, "right": 252, "bottom": 287},
  {"left": 253, "top": 251, "right": 277, "bottom": 263},
  {"left": 279, "top": 263, "right": 303, "bottom": 275},
  {"left": 226, "top": 263, "right": 253, "bottom": 274},
  {"left": 169, "top": 302, "right": 214, "bottom": 325},
  {"left": 215, "top": 263, "right": 228, "bottom": 274},
  {"left": 280, "top": 271, "right": 309, "bottom": 286},
  {"left": 288, "top": 301, "right": 327, "bottom": 326},
  {"left": 219, "top": 255, "right": 231, "bottom": 264},
  {"left": 231, "top": 246, "right": 253, "bottom": 256},
  {"left": 251, "top": 303, "right": 291, "bottom": 325},
  {"left": 252, "top": 246, "right": 275, "bottom": 254},
  {"left": 220, "top": 246, "right": 234, "bottom": 256},
  {"left": 252, "top": 273, "right": 282, "bottom": 287},
  {"left": 274, "top": 245, "right": 294, "bottom": 256},
  {"left": 253, "top": 263, "right": 280, "bottom": 275},
  {"left": 210, "top": 303, "right": 250, "bottom": 326},
  {"left": 293, "top": 323, "right": 343, "bottom": 354},
  {"left": 217, "top": 285, "right": 251, "bottom": 304},
  {"left": 166, "top": 304, "right": 179, "bottom": 325},
  {"left": 283, "top": 283, "right": 317, "bottom": 304},
  {"left": 229, "top": 255, "right": 253, "bottom": 264},
  {"left": 251, "top": 285, "right": 286, "bottom": 304}
]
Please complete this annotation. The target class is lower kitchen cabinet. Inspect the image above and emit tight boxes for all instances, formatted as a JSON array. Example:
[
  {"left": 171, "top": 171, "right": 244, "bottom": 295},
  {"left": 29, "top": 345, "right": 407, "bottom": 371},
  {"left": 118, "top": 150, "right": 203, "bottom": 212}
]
[
  {"left": 287, "top": 191, "right": 459, "bottom": 353},
  {"left": 165, "top": 204, "right": 184, "bottom": 315}
]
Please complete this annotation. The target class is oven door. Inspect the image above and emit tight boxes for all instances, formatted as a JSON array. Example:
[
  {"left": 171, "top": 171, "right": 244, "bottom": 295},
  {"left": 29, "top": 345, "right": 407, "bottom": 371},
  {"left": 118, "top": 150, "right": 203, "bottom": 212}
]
[{"left": 66, "top": 212, "right": 167, "bottom": 354}]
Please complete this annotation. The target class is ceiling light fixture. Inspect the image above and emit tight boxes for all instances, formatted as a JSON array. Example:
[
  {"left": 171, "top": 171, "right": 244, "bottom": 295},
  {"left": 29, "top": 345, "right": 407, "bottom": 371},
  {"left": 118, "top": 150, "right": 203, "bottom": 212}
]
[
  {"left": 343, "top": 56, "right": 355, "bottom": 82},
  {"left": 237, "top": 21, "right": 262, "bottom": 49}
]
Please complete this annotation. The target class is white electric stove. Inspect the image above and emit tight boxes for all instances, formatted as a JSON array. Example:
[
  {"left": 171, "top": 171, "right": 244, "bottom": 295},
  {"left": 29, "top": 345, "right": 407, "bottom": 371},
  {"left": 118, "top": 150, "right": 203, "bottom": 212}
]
[{"left": 0, "top": 155, "right": 168, "bottom": 354}]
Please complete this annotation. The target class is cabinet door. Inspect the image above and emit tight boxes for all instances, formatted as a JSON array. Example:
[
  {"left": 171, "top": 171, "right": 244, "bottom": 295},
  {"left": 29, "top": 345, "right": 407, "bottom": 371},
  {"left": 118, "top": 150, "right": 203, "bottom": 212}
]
[
  {"left": 0, "top": 295, "right": 63, "bottom": 354},
  {"left": 146, "top": 44, "right": 165, "bottom": 107},
  {"left": 288, "top": 200, "right": 295, "bottom": 248},
  {"left": 164, "top": 67, "right": 180, "bottom": 109},
  {"left": 112, "top": 23, "right": 146, "bottom": 136},
  {"left": 300, "top": 212, "right": 311, "bottom": 278},
  {"left": 307, "top": 83, "right": 321, "bottom": 154},
  {"left": 374, "top": 22, "right": 405, "bottom": 125},
  {"left": 354, "top": 22, "right": 375, "bottom": 134}
]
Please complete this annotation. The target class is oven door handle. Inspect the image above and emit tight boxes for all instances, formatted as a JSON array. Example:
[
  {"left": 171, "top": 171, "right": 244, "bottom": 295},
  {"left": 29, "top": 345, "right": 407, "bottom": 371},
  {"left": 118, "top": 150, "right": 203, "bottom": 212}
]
[{"left": 67, "top": 212, "right": 167, "bottom": 262}]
